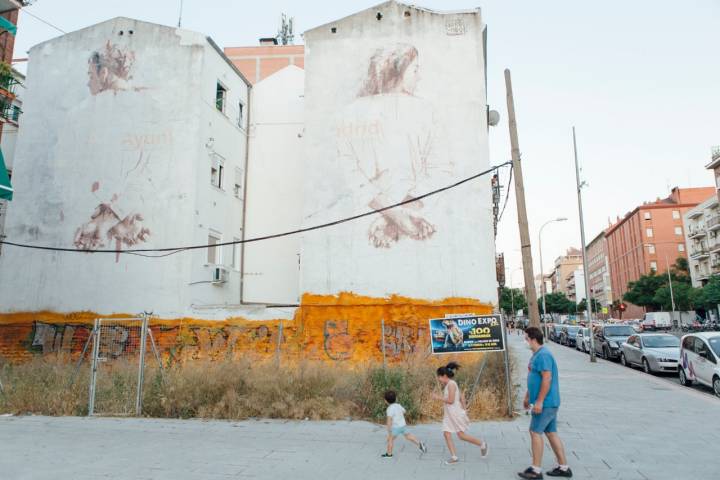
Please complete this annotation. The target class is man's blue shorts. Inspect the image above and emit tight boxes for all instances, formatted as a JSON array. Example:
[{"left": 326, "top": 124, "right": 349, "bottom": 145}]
[{"left": 530, "top": 407, "right": 558, "bottom": 434}]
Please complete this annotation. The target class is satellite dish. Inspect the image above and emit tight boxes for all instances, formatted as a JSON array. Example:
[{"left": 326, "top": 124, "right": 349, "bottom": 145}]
[{"left": 488, "top": 110, "right": 500, "bottom": 127}]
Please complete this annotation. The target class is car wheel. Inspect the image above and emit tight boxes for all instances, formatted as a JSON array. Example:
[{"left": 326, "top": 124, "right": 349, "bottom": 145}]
[
  {"left": 679, "top": 368, "right": 692, "bottom": 387},
  {"left": 642, "top": 358, "right": 652, "bottom": 374},
  {"left": 713, "top": 376, "right": 720, "bottom": 399},
  {"left": 620, "top": 353, "right": 629, "bottom": 367}
]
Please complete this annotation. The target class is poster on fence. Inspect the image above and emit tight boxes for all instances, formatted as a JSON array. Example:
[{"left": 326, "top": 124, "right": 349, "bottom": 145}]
[{"left": 429, "top": 314, "right": 505, "bottom": 354}]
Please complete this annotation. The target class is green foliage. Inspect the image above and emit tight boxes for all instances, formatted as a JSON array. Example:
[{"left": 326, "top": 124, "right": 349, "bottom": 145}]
[
  {"left": 623, "top": 273, "right": 667, "bottom": 310},
  {"left": 652, "top": 282, "right": 702, "bottom": 311},
  {"left": 701, "top": 276, "right": 720, "bottom": 309},
  {"left": 539, "top": 292, "right": 576, "bottom": 314},
  {"left": 578, "top": 297, "right": 602, "bottom": 313},
  {"left": 499, "top": 286, "right": 527, "bottom": 315}
]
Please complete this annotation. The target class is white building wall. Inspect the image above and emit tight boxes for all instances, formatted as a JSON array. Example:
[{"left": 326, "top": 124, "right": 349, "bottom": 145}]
[
  {"left": 243, "top": 65, "right": 304, "bottom": 305},
  {"left": 684, "top": 196, "right": 720, "bottom": 288},
  {"left": 300, "top": 2, "right": 496, "bottom": 303},
  {"left": 0, "top": 18, "right": 254, "bottom": 318}
]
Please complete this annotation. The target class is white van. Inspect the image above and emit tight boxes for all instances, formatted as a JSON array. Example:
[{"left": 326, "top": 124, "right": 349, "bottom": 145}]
[
  {"left": 679, "top": 332, "right": 720, "bottom": 398},
  {"left": 641, "top": 312, "right": 672, "bottom": 331}
]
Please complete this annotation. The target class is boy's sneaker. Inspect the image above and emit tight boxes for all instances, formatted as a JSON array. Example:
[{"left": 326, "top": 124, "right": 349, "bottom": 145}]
[
  {"left": 418, "top": 442, "right": 428, "bottom": 454},
  {"left": 546, "top": 467, "right": 573, "bottom": 477},
  {"left": 381, "top": 453, "right": 393, "bottom": 458},
  {"left": 518, "top": 467, "right": 544, "bottom": 479}
]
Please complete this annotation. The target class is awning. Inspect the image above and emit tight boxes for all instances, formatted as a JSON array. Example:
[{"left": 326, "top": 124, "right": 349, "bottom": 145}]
[
  {"left": 0, "top": 148, "right": 12, "bottom": 201},
  {"left": 0, "top": 15, "right": 17, "bottom": 36}
]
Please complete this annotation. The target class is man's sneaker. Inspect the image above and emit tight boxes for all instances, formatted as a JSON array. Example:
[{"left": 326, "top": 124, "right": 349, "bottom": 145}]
[
  {"left": 546, "top": 467, "right": 573, "bottom": 477},
  {"left": 380, "top": 453, "right": 393, "bottom": 458},
  {"left": 418, "top": 442, "right": 428, "bottom": 454},
  {"left": 518, "top": 467, "right": 544, "bottom": 479}
]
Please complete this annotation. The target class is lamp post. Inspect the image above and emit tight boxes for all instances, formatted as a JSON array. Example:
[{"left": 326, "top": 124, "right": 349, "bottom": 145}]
[{"left": 539, "top": 218, "right": 568, "bottom": 338}]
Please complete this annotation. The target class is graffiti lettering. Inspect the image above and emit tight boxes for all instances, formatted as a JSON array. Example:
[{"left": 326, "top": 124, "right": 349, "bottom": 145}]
[{"left": 323, "top": 320, "right": 353, "bottom": 361}]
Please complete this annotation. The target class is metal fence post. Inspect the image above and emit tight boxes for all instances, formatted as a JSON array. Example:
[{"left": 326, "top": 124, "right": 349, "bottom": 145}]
[
  {"left": 88, "top": 319, "right": 101, "bottom": 416},
  {"left": 501, "top": 314, "right": 513, "bottom": 417},
  {"left": 135, "top": 315, "right": 148, "bottom": 416},
  {"left": 276, "top": 320, "right": 283, "bottom": 367},
  {"left": 381, "top": 319, "right": 386, "bottom": 370}
]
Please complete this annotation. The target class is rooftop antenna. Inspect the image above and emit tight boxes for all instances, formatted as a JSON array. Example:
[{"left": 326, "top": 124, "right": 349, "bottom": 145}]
[
  {"left": 277, "top": 13, "right": 295, "bottom": 45},
  {"left": 178, "top": 0, "right": 184, "bottom": 28}
]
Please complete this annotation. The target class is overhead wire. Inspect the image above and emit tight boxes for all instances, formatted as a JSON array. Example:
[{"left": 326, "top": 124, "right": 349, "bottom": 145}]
[
  {"left": 22, "top": 9, "right": 67, "bottom": 35},
  {"left": 0, "top": 161, "right": 512, "bottom": 257}
]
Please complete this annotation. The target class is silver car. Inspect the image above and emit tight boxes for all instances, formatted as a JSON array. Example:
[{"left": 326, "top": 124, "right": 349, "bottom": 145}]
[
  {"left": 575, "top": 327, "right": 591, "bottom": 353},
  {"left": 620, "top": 333, "right": 680, "bottom": 374}
]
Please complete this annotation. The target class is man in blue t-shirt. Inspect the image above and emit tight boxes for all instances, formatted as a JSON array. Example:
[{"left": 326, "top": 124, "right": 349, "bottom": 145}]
[{"left": 518, "top": 327, "right": 572, "bottom": 479}]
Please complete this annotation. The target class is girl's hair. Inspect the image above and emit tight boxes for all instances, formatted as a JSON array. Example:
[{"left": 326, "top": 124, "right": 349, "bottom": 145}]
[{"left": 436, "top": 362, "right": 461, "bottom": 378}]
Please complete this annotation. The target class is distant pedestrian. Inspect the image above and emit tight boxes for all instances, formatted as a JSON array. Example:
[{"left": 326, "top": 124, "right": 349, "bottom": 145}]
[
  {"left": 518, "top": 327, "right": 572, "bottom": 479},
  {"left": 434, "top": 362, "right": 488, "bottom": 465},
  {"left": 381, "top": 390, "right": 427, "bottom": 458}
]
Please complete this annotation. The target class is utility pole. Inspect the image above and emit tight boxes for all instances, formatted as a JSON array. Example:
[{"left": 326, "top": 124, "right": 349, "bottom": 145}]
[
  {"left": 573, "top": 127, "right": 596, "bottom": 362},
  {"left": 665, "top": 254, "right": 677, "bottom": 326},
  {"left": 178, "top": 0, "right": 184, "bottom": 28},
  {"left": 504, "top": 69, "right": 540, "bottom": 327}
]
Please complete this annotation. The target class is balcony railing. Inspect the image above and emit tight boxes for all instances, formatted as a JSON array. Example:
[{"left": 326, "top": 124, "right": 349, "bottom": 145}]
[
  {"left": 688, "top": 226, "right": 707, "bottom": 238},
  {"left": 690, "top": 245, "right": 710, "bottom": 258},
  {"left": 708, "top": 215, "right": 720, "bottom": 230},
  {"left": 713, "top": 145, "right": 720, "bottom": 163}
]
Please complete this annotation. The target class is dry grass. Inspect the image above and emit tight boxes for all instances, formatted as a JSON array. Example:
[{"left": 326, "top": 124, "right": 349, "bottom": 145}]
[{"left": 0, "top": 350, "right": 515, "bottom": 423}]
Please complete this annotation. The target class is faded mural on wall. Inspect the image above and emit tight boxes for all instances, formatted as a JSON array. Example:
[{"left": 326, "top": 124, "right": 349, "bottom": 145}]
[
  {"left": 337, "top": 43, "right": 452, "bottom": 249},
  {"left": 87, "top": 42, "right": 135, "bottom": 95}
]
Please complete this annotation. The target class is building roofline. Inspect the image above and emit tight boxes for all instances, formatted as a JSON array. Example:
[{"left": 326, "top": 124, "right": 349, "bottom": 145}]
[
  {"left": 305, "top": 0, "right": 481, "bottom": 35},
  {"left": 206, "top": 36, "right": 252, "bottom": 88}
]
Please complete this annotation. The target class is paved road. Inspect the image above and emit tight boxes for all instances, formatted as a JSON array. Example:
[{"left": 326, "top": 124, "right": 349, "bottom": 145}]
[{"left": 1, "top": 334, "right": 719, "bottom": 480}]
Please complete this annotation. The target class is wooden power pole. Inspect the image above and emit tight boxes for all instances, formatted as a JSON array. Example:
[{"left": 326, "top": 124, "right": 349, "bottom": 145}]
[{"left": 504, "top": 69, "right": 540, "bottom": 327}]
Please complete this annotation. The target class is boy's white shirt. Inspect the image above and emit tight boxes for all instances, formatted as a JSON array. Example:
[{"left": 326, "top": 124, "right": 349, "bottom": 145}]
[{"left": 386, "top": 403, "right": 407, "bottom": 428}]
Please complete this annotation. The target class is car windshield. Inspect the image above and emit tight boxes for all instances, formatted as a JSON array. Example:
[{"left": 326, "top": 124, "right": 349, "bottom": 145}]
[
  {"left": 642, "top": 336, "right": 679, "bottom": 348},
  {"left": 709, "top": 337, "right": 720, "bottom": 358},
  {"left": 604, "top": 326, "right": 635, "bottom": 336}
]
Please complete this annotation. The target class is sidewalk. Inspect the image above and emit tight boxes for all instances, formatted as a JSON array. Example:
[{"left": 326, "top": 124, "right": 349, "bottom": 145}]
[{"left": 1, "top": 334, "right": 718, "bottom": 479}]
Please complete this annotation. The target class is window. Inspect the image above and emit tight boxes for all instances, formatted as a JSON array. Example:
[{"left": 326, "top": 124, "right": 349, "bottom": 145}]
[
  {"left": 238, "top": 101, "right": 245, "bottom": 128},
  {"left": 207, "top": 232, "right": 221, "bottom": 265},
  {"left": 647, "top": 244, "right": 655, "bottom": 254},
  {"left": 644, "top": 211, "right": 652, "bottom": 220},
  {"left": 216, "top": 82, "right": 227, "bottom": 112},
  {"left": 678, "top": 243, "right": 685, "bottom": 252},
  {"left": 646, "top": 228, "right": 654, "bottom": 238},
  {"left": 683, "top": 336, "right": 694, "bottom": 350},
  {"left": 232, "top": 238, "right": 240, "bottom": 270},
  {"left": 650, "top": 261, "right": 658, "bottom": 272},
  {"left": 674, "top": 226, "right": 683, "bottom": 236},
  {"left": 211, "top": 155, "right": 224, "bottom": 189},
  {"left": 234, "top": 167, "right": 243, "bottom": 198},
  {"left": 11, "top": 105, "right": 20, "bottom": 122},
  {"left": 672, "top": 210, "right": 680, "bottom": 220}
]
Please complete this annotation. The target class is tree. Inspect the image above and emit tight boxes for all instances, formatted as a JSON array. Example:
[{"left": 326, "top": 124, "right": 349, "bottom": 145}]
[
  {"left": 578, "top": 297, "right": 601, "bottom": 313},
  {"left": 499, "top": 286, "right": 527, "bottom": 315},
  {"left": 652, "top": 282, "right": 703, "bottom": 311},
  {"left": 623, "top": 273, "right": 667, "bottom": 311},
  {"left": 701, "top": 276, "right": 720, "bottom": 309},
  {"left": 539, "top": 292, "right": 575, "bottom": 314}
]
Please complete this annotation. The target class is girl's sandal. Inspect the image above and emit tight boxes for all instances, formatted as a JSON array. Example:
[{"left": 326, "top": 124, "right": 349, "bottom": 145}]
[
  {"left": 480, "top": 441, "right": 489, "bottom": 458},
  {"left": 444, "top": 456, "right": 459, "bottom": 465}
]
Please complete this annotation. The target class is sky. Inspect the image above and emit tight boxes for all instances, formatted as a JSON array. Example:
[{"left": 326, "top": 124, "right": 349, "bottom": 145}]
[{"left": 12, "top": 0, "right": 720, "bottom": 287}]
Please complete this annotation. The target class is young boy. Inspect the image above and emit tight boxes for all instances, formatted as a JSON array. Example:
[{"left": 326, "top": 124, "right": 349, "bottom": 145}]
[{"left": 381, "top": 390, "right": 428, "bottom": 458}]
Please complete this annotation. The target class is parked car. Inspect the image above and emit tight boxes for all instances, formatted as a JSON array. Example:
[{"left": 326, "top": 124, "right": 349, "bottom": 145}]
[
  {"left": 679, "top": 332, "right": 720, "bottom": 398},
  {"left": 620, "top": 334, "right": 680, "bottom": 374},
  {"left": 548, "top": 324, "right": 561, "bottom": 343},
  {"left": 594, "top": 324, "right": 636, "bottom": 360},
  {"left": 575, "top": 327, "right": 591, "bottom": 353},
  {"left": 559, "top": 325, "right": 581, "bottom": 347},
  {"left": 641, "top": 312, "right": 672, "bottom": 331}
]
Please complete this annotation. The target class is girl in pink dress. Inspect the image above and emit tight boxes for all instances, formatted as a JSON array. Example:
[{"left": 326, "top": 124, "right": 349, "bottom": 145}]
[{"left": 434, "top": 362, "right": 489, "bottom": 464}]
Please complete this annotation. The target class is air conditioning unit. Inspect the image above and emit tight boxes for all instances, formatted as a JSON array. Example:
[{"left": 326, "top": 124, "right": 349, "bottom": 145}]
[{"left": 211, "top": 266, "right": 229, "bottom": 285}]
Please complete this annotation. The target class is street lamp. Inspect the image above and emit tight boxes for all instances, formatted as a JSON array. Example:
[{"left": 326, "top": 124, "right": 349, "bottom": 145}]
[{"left": 539, "top": 218, "right": 568, "bottom": 338}]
